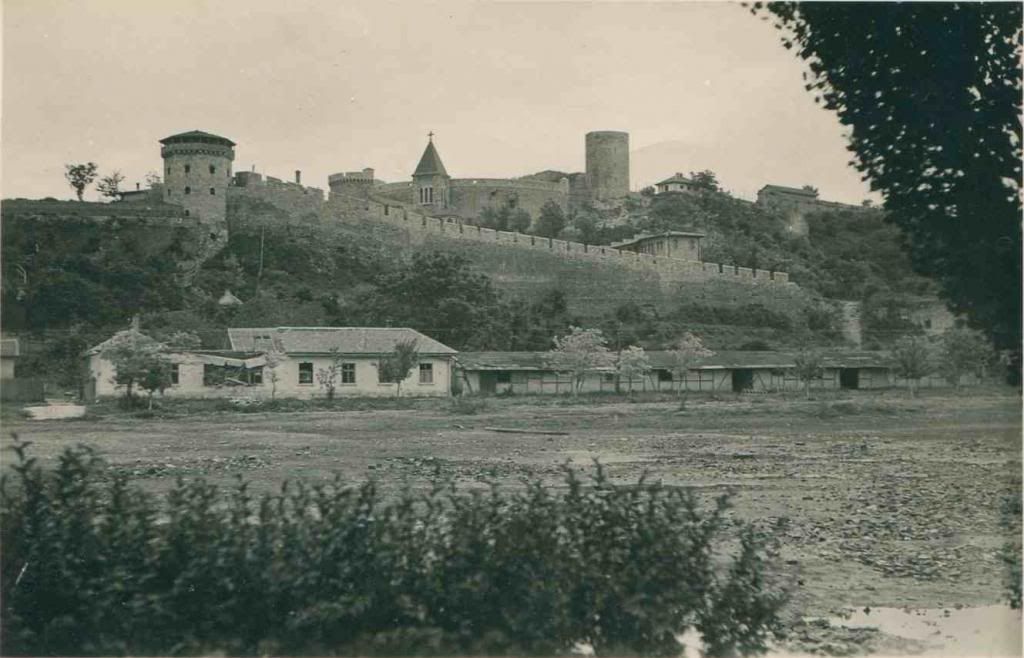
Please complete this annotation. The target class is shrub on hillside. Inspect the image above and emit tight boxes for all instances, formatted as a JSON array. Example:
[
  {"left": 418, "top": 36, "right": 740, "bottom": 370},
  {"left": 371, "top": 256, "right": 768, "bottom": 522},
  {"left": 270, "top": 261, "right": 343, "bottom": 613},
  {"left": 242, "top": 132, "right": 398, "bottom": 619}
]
[{"left": 1, "top": 439, "right": 787, "bottom": 657}]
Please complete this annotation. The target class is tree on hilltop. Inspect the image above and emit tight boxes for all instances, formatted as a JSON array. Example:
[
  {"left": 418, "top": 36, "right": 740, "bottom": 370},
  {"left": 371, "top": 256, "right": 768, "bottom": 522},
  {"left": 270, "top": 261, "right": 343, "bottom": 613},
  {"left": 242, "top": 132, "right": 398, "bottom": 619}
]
[
  {"left": 689, "top": 170, "right": 722, "bottom": 193},
  {"left": 96, "top": 171, "right": 126, "bottom": 200},
  {"left": 64, "top": 162, "right": 98, "bottom": 201},
  {"left": 753, "top": 3, "right": 1022, "bottom": 353}
]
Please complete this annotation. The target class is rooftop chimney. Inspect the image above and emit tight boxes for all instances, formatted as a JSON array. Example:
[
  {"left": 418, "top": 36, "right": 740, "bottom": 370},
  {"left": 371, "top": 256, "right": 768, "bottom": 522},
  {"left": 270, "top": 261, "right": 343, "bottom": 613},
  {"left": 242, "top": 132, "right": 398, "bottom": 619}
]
[
  {"left": 136, "top": 182, "right": 140, "bottom": 190},
  {"left": 295, "top": 170, "right": 302, "bottom": 185},
  {"left": 251, "top": 164, "right": 256, "bottom": 172}
]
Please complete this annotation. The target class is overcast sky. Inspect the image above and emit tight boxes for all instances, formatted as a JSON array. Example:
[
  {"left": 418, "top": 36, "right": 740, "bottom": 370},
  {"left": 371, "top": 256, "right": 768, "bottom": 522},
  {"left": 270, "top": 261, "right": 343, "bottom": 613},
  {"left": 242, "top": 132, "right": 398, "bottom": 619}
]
[{"left": 2, "top": 0, "right": 877, "bottom": 204}]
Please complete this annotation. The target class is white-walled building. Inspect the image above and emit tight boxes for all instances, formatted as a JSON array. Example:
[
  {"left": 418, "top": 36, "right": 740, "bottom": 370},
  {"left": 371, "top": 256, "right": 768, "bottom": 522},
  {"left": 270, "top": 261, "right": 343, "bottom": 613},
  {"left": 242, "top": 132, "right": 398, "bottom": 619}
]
[{"left": 85, "top": 326, "right": 456, "bottom": 401}]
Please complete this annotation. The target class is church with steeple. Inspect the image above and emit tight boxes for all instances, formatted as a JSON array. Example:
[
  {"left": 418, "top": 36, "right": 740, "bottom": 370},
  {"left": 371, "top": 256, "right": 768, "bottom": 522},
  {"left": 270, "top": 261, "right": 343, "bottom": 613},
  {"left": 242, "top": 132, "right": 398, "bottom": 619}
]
[
  {"left": 331, "top": 129, "right": 635, "bottom": 223},
  {"left": 412, "top": 132, "right": 451, "bottom": 211}
]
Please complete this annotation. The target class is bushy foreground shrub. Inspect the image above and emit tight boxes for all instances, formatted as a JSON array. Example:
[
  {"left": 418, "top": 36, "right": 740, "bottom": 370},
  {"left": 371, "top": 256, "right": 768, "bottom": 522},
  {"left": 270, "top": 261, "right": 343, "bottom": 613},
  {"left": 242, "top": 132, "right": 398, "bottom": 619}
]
[{"left": 1, "top": 438, "right": 786, "bottom": 656}]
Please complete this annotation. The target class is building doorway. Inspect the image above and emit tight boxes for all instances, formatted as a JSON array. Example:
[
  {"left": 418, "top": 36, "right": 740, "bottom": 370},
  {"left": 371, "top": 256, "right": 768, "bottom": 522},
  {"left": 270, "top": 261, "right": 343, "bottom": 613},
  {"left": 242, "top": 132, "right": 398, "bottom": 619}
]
[
  {"left": 478, "top": 372, "right": 497, "bottom": 395},
  {"left": 732, "top": 369, "right": 754, "bottom": 393},
  {"left": 839, "top": 368, "right": 860, "bottom": 390}
]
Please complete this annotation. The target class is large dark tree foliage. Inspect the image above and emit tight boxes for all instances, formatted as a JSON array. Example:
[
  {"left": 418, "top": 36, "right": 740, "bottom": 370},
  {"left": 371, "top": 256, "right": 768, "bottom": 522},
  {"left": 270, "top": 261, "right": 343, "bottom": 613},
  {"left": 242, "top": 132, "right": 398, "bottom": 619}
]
[{"left": 753, "top": 3, "right": 1022, "bottom": 349}]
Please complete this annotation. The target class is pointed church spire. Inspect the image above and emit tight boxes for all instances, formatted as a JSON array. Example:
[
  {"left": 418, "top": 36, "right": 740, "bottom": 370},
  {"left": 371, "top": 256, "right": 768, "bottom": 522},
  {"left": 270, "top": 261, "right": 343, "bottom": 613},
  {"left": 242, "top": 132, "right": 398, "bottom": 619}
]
[{"left": 413, "top": 134, "right": 448, "bottom": 177}]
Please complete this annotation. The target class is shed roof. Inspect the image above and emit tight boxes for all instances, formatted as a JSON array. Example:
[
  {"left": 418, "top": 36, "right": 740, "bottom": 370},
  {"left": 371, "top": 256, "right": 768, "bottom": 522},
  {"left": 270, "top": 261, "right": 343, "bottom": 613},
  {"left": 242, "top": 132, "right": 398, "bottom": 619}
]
[
  {"left": 457, "top": 350, "right": 893, "bottom": 372},
  {"left": 413, "top": 139, "right": 448, "bottom": 177},
  {"left": 228, "top": 327, "right": 457, "bottom": 355}
]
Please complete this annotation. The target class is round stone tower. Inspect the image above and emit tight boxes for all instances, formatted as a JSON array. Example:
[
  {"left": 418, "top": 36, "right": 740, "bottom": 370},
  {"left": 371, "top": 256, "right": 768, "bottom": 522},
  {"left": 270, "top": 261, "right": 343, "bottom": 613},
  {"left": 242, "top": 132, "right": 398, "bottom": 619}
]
[
  {"left": 585, "top": 131, "right": 630, "bottom": 201},
  {"left": 160, "top": 130, "right": 235, "bottom": 239}
]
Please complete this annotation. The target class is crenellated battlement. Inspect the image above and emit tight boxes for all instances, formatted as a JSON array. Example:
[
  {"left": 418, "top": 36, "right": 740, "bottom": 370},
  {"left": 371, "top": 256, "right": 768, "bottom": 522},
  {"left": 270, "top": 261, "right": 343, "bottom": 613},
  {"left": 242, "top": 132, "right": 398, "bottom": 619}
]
[{"left": 326, "top": 193, "right": 791, "bottom": 286}]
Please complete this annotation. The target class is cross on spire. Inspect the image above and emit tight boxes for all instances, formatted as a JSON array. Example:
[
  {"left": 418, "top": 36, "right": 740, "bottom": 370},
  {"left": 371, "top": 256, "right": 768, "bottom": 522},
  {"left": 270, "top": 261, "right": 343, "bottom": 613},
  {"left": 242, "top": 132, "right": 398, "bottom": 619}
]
[{"left": 428, "top": 131, "right": 434, "bottom": 141}]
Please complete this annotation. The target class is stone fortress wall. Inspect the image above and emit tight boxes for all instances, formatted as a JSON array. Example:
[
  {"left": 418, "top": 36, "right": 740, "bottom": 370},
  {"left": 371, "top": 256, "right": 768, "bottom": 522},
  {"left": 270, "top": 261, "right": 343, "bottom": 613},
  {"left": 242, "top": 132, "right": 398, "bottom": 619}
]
[
  {"left": 326, "top": 192, "right": 791, "bottom": 286},
  {"left": 230, "top": 169, "right": 324, "bottom": 216},
  {"left": 339, "top": 175, "right": 570, "bottom": 220}
]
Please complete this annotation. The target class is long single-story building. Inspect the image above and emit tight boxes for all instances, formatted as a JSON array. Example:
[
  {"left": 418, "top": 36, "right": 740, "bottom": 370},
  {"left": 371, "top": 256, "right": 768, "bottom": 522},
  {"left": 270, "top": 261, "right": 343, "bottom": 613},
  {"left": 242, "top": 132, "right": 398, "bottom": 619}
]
[
  {"left": 455, "top": 350, "right": 986, "bottom": 395},
  {"left": 85, "top": 326, "right": 456, "bottom": 400}
]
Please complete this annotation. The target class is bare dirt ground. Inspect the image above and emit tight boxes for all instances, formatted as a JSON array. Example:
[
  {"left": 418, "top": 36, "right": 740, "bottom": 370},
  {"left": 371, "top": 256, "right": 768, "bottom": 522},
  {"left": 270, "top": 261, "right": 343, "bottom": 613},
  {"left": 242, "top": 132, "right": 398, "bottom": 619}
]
[{"left": 3, "top": 388, "right": 1021, "bottom": 652}]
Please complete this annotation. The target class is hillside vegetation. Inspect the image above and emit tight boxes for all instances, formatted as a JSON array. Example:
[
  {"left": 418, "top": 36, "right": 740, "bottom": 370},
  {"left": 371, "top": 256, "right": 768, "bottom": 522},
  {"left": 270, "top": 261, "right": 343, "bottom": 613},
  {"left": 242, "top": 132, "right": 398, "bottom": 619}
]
[{"left": 1, "top": 189, "right": 936, "bottom": 388}]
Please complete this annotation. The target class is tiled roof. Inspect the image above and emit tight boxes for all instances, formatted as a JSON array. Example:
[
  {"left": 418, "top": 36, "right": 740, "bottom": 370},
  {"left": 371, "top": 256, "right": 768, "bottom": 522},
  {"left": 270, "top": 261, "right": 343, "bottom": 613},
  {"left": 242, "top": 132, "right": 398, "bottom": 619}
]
[
  {"left": 457, "top": 350, "right": 893, "bottom": 371},
  {"left": 656, "top": 173, "right": 696, "bottom": 186},
  {"left": 413, "top": 140, "right": 448, "bottom": 177},
  {"left": 159, "top": 130, "right": 236, "bottom": 147},
  {"left": 610, "top": 231, "right": 705, "bottom": 249},
  {"left": 228, "top": 327, "right": 457, "bottom": 355},
  {"left": 85, "top": 329, "right": 161, "bottom": 355},
  {"left": 0, "top": 338, "right": 19, "bottom": 357}
]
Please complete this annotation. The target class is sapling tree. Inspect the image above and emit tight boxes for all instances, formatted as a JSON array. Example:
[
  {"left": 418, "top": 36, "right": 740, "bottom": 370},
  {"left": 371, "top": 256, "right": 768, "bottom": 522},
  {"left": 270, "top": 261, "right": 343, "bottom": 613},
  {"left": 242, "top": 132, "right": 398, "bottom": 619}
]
[
  {"left": 378, "top": 338, "right": 420, "bottom": 397},
  {"left": 316, "top": 347, "right": 343, "bottom": 400},
  {"left": 669, "top": 332, "right": 713, "bottom": 407},
  {"left": 547, "top": 326, "right": 614, "bottom": 396},
  {"left": 102, "top": 333, "right": 169, "bottom": 407},
  {"left": 891, "top": 336, "right": 933, "bottom": 397},
  {"left": 264, "top": 351, "right": 282, "bottom": 400},
  {"left": 64, "top": 162, "right": 98, "bottom": 201},
  {"left": 792, "top": 347, "right": 825, "bottom": 399},
  {"left": 616, "top": 345, "right": 651, "bottom": 393},
  {"left": 137, "top": 359, "right": 173, "bottom": 410}
]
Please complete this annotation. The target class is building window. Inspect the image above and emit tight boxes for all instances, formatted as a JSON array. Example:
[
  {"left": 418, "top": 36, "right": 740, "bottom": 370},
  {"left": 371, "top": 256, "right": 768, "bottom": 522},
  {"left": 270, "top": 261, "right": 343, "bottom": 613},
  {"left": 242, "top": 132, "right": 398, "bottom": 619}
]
[
  {"left": 184, "top": 186, "right": 191, "bottom": 195},
  {"left": 209, "top": 165, "right": 216, "bottom": 174},
  {"left": 496, "top": 371, "right": 511, "bottom": 384},
  {"left": 249, "top": 367, "right": 263, "bottom": 385},
  {"left": 184, "top": 165, "right": 191, "bottom": 174},
  {"left": 184, "top": 210, "right": 190, "bottom": 216},
  {"left": 341, "top": 363, "right": 356, "bottom": 384},
  {"left": 210, "top": 188, "right": 216, "bottom": 195},
  {"left": 419, "top": 363, "right": 434, "bottom": 384},
  {"left": 170, "top": 364, "right": 179, "bottom": 386},
  {"left": 298, "top": 362, "right": 313, "bottom": 385}
]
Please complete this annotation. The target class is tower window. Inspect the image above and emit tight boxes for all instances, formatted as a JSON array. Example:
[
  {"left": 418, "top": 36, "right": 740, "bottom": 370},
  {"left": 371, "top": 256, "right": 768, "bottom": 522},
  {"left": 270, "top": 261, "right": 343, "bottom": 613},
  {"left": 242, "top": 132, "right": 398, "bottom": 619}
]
[
  {"left": 166, "top": 167, "right": 170, "bottom": 176},
  {"left": 209, "top": 165, "right": 216, "bottom": 174},
  {"left": 184, "top": 165, "right": 191, "bottom": 174},
  {"left": 185, "top": 186, "right": 191, "bottom": 195},
  {"left": 210, "top": 188, "right": 216, "bottom": 195},
  {"left": 185, "top": 210, "right": 190, "bottom": 216}
]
